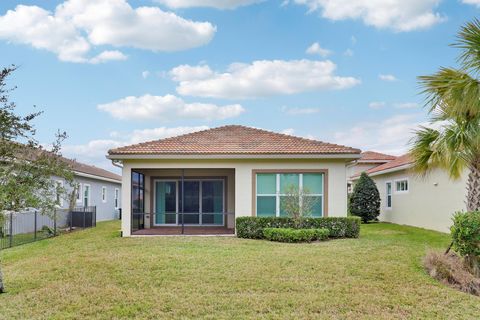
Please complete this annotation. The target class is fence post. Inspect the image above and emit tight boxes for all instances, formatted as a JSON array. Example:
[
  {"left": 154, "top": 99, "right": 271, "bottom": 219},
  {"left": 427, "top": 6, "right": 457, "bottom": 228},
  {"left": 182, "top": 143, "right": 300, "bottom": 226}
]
[
  {"left": 83, "top": 210, "right": 86, "bottom": 229},
  {"left": 34, "top": 210, "right": 37, "bottom": 241},
  {"left": 54, "top": 209, "right": 57, "bottom": 237},
  {"left": 8, "top": 213, "right": 13, "bottom": 248},
  {"left": 94, "top": 206, "right": 97, "bottom": 227}
]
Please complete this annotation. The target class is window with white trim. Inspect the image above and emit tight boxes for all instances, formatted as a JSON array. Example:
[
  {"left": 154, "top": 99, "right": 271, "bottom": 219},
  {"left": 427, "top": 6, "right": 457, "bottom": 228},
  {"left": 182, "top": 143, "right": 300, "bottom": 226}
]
[
  {"left": 395, "top": 179, "right": 408, "bottom": 193},
  {"left": 114, "top": 188, "right": 120, "bottom": 208},
  {"left": 76, "top": 183, "right": 82, "bottom": 203},
  {"left": 386, "top": 182, "right": 392, "bottom": 209},
  {"left": 256, "top": 173, "right": 324, "bottom": 217},
  {"left": 83, "top": 184, "right": 91, "bottom": 207},
  {"left": 102, "top": 186, "right": 107, "bottom": 203},
  {"left": 55, "top": 180, "right": 64, "bottom": 207}
]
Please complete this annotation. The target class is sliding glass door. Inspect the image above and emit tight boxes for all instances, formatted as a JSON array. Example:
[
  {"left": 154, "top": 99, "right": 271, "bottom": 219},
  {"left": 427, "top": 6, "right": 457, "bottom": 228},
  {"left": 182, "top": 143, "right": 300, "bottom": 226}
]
[{"left": 154, "top": 179, "right": 224, "bottom": 226}]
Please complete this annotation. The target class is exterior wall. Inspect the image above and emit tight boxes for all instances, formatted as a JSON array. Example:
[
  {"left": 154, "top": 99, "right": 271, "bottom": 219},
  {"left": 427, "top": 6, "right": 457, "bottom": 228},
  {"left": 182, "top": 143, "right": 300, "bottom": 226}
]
[
  {"left": 120, "top": 158, "right": 349, "bottom": 236},
  {"left": 138, "top": 169, "right": 235, "bottom": 229},
  {"left": 370, "top": 168, "right": 467, "bottom": 233},
  {"left": 53, "top": 175, "right": 122, "bottom": 222}
]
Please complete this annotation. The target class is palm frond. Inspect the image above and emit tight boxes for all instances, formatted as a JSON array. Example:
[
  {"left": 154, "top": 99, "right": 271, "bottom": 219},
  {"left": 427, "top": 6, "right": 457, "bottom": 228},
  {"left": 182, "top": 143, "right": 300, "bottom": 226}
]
[
  {"left": 453, "top": 18, "right": 480, "bottom": 74},
  {"left": 418, "top": 68, "right": 480, "bottom": 118},
  {"left": 409, "top": 126, "right": 442, "bottom": 176}
]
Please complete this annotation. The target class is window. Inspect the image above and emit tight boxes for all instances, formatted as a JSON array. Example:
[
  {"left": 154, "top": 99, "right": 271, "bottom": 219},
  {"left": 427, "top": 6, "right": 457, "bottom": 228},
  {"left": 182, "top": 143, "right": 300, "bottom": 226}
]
[
  {"left": 114, "top": 188, "right": 120, "bottom": 208},
  {"left": 132, "top": 171, "right": 145, "bottom": 213},
  {"left": 83, "top": 184, "right": 91, "bottom": 207},
  {"left": 386, "top": 182, "right": 392, "bottom": 209},
  {"left": 101, "top": 186, "right": 107, "bottom": 203},
  {"left": 395, "top": 179, "right": 409, "bottom": 193},
  {"left": 256, "top": 172, "right": 324, "bottom": 217},
  {"left": 76, "top": 184, "right": 82, "bottom": 204},
  {"left": 55, "top": 180, "right": 64, "bottom": 207}
]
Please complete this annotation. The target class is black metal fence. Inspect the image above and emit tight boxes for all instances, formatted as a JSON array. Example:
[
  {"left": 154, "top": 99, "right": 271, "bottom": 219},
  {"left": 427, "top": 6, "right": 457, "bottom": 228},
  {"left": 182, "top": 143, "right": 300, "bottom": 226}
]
[{"left": 0, "top": 206, "right": 96, "bottom": 250}]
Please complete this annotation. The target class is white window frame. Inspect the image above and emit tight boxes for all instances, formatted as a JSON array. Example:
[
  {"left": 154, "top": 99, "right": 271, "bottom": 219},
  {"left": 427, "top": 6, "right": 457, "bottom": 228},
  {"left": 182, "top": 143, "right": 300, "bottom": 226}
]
[
  {"left": 385, "top": 181, "right": 392, "bottom": 210},
  {"left": 83, "top": 184, "right": 91, "bottom": 207},
  {"left": 256, "top": 173, "right": 324, "bottom": 217},
  {"left": 101, "top": 186, "right": 107, "bottom": 203},
  {"left": 55, "top": 180, "right": 64, "bottom": 207},
  {"left": 76, "top": 183, "right": 83, "bottom": 204},
  {"left": 394, "top": 178, "right": 409, "bottom": 194},
  {"left": 114, "top": 188, "right": 120, "bottom": 209}
]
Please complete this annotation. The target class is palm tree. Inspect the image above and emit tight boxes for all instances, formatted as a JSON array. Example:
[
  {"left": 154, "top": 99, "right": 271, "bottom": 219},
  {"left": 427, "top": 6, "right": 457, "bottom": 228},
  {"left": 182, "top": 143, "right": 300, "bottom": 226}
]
[{"left": 410, "top": 19, "right": 480, "bottom": 212}]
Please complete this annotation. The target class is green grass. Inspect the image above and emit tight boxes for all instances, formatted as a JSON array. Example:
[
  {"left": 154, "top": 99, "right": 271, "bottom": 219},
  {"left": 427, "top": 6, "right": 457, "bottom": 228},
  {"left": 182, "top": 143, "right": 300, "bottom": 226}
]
[{"left": 0, "top": 221, "right": 478, "bottom": 319}]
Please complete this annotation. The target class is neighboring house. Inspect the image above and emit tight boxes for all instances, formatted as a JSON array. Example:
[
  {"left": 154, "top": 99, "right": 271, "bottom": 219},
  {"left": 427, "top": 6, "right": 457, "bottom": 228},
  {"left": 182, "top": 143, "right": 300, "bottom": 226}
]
[
  {"left": 350, "top": 154, "right": 467, "bottom": 233},
  {"left": 54, "top": 158, "right": 122, "bottom": 222},
  {"left": 107, "top": 125, "right": 361, "bottom": 236},
  {"left": 346, "top": 151, "right": 396, "bottom": 193}
]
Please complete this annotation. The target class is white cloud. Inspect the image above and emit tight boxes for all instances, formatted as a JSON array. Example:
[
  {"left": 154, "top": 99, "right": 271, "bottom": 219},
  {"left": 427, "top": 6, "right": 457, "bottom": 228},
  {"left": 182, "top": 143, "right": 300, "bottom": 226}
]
[
  {"left": 394, "top": 102, "right": 419, "bottom": 109},
  {"left": 89, "top": 50, "right": 127, "bottom": 64},
  {"left": 0, "top": 0, "right": 215, "bottom": 63},
  {"left": 333, "top": 114, "right": 424, "bottom": 155},
  {"left": 379, "top": 74, "right": 397, "bottom": 82},
  {"left": 281, "top": 128, "right": 296, "bottom": 135},
  {"left": 369, "top": 101, "right": 385, "bottom": 109},
  {"left": 155, "top": 0, "right": 263, "bottom": 9},
  {"left": 171, "top": 59, "right": 360, "bottom": 99},
  {"left": 306, "top": 42, "right": 332, "bottom": 57},
  {"left": 350, "top": 35, "right": 357, "bottom": 45},
  {"left": 170, "top": 64, "right": 214, "bottom": 81},
  {"left": 343, "top": 49, "right": 354, "bottom": 57},
  {"left": 142, "top": 71, "right": 150, "bottom": 79},
  {"left": 463, "top": 0, "right": 480, "bottom": 6},
  {"left": 281, "top": 106, "right": 321, "bottom": 115},
  {"left": 98, "top": 94, "right": 244, "bottom": 121},
  {"left": 294, "top": 0, "right": 445, "bottom": 32},
  {"left": 62, "top": 126, "right": 208, "bottom": 171}
]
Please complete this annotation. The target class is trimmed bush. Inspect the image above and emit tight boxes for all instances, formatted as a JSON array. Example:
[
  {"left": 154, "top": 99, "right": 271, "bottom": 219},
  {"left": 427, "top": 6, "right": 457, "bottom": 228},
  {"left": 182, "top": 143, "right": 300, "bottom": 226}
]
[
  {"left": 263, "top": 228, "right": 330, "bottom": 243},
  {"left": 236, "top": 216, "right": 360, "bottom": 239},
  {"left": 349, "top": 172, "right": 380, "bottom": 223},
  {"left": 451, "top": 211, "right": 480, "bottom": 276}
]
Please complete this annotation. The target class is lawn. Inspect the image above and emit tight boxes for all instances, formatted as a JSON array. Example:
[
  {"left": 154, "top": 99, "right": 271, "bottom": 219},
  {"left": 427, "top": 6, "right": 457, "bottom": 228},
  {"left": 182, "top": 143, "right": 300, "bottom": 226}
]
[{"left": 0, "top": 221, "right": 479, "bottom": 319}]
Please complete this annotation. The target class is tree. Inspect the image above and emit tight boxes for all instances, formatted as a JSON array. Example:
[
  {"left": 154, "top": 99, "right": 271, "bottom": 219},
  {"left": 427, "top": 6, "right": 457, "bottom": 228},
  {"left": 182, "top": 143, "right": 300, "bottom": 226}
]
[
  {"left": 281, "top": 185, "right": 317, "bottom": 224},
  {"left": 0, "top": 66, "right": 73, "bottom": 294},
  {"left": 411, "top": 19, "right": 480, "bottom": 212},
  {"left": 349, "top": 172, "right": 380, "bottom": 223}
]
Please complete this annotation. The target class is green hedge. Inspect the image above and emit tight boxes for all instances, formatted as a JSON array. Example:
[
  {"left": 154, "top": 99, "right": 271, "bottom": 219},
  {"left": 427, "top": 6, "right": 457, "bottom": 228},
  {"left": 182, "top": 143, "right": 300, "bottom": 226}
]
[
  {"left": 263, "top": 228, "right": 330, "bottom": 243},
  {"left": 236, "top": 216, "right": 361, "bottom": 239}
]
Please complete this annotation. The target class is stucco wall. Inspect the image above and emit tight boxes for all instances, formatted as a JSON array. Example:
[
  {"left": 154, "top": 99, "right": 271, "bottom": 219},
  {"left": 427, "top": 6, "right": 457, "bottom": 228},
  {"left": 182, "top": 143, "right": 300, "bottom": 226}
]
[
  {"left": 121, "top": 158, "right": 349, "bottom": 236},
  {"left": 370, "top": 168, "right": 467, "bottom": 233}
]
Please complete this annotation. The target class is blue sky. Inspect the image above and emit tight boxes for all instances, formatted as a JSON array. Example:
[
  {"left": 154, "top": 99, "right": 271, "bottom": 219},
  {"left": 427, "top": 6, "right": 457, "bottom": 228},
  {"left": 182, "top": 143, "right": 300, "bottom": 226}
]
[{"left": 0, "top": 0, "right": 478, "bottom": 171}]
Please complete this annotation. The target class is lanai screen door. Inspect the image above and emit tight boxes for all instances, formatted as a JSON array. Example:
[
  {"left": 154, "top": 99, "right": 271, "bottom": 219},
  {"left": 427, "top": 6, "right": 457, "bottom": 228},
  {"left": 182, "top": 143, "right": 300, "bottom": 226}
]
[{"left": 154, "top": 179, "right": 224, "bottom": 226}]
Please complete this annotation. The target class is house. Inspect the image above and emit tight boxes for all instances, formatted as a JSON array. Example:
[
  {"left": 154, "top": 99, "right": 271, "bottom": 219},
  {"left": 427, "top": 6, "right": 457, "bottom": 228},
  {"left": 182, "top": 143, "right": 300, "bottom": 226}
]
[
  {"left": 107, "top": 125, "right": 361, "bottom": 236},
  {"left": 54, "top": 158, "right": 122, "bottom": 222},
  {"left": 350, "top": 153, "right": 467, "bottom": 232},
  {"left": 346, "top": 151, "right": 396, "bottom": 193}
]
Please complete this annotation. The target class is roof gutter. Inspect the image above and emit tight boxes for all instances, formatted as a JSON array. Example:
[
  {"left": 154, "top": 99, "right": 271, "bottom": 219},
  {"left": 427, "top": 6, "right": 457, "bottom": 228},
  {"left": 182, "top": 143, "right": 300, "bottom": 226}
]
[
  {"left": 351, "top": 163, "right": 413, "bottom": 180},
  {"left": 106, "top": 153, "right": 361, "bottom": 160},
  {"left": 74, "top": 171, "right": 121, "bottom": 184}
]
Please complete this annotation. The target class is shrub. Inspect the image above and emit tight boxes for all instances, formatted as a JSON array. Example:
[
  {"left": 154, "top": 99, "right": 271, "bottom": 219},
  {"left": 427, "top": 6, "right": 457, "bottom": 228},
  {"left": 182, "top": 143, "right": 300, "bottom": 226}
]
[
  {"left": 424, "top": 251, "right": 480, "bottom": 296},
  {"left": 450, "top": 211, "right": 480, "bottom": 276},
  {"left": 349, "top": 172, "right": 380, "bottom": 223},
  {"left": 236, "top": 216, "right": 360, "bottom": 239},
  {"left": 263, "top": 228, "right": 329, "bottom": 243}
]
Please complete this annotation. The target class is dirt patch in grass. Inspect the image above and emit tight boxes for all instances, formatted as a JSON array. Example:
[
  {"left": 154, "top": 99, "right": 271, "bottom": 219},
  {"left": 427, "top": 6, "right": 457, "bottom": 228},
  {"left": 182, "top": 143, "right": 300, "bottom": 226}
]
[{"left": 424, "top": 251, "right": 480, "bottom": 296}]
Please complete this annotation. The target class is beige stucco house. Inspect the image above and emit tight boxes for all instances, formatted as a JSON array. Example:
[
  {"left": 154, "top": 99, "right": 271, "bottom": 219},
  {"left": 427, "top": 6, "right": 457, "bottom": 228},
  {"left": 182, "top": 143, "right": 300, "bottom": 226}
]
[
  {"left": 351, "top": 153, "right": 467, "bottom": 233},
  {"left": 107, "top": 125, "right": 361, "bottom": 236}
]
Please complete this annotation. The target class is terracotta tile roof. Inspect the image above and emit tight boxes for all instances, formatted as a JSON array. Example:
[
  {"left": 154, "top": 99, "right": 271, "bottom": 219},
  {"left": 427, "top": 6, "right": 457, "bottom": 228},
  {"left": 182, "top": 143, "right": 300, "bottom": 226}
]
[
  {"left": 358, "top": 151, "right": 396, "bottom": 162},
  {"left": 62, "top": 157, "right": 121, "bottom": 182},
  {"left": 353, "top": 154, "right": 413, "bottom": 177},
  {"left": 108, "top": 125, "right": 361, "bottom": 156}
]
